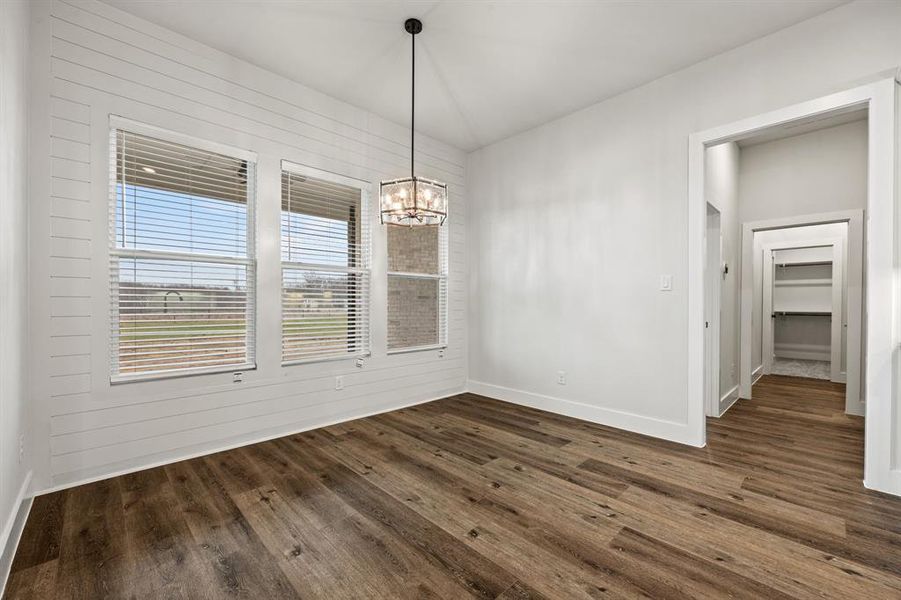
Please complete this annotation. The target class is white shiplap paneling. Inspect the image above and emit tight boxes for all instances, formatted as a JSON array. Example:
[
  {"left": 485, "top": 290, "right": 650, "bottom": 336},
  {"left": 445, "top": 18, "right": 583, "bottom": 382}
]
[{"left": 34, "top": 0, "right": 468, "bottom": 489}]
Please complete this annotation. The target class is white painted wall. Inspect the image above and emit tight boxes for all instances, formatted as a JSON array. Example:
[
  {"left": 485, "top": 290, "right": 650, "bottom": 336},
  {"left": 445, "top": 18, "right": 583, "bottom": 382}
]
[
  {"left": 0, "top": 0, "right": 33, "bottom": 584},
  {"left": 466, "top": 1, "right": 900, "bottom": 444},
  {"left": 28, "top": 0, "right": 468, "bottom": 490},
  {"left": 738, "top": 119, "right": 868, "bottom": 224},
  {"left": 705, "top": 142, "right": 740, "bottom": 399}
]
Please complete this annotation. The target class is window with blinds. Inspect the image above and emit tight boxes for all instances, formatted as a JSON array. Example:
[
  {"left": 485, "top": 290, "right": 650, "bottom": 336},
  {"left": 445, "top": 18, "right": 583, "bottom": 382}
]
[
  {"left": 281, "top": 164, "right": 370, "bottom": 364},
  {"left": 110, "top": 128, "right": 255, "bottom": 381},
  {"left": 386, "top": 224, "right": 448, "bottom": 352}
]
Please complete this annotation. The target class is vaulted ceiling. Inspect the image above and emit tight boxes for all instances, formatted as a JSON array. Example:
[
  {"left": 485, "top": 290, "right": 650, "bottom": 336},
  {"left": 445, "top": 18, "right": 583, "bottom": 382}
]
[{"left": 103, "top": 1, "right": 846, "bottom": 151}]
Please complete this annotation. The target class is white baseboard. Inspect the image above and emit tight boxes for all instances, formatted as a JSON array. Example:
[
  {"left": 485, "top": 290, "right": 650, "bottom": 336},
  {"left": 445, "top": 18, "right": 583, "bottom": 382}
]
[
  {"left": 752, "top": 365, "right": 764, "bottom": 385},
  {"left": 865, "top": 468, "right": 901, "bottom": 497},
  {"left": 717, "top": 385, "right": 740, "bottom": 417},
  {"left": 39, "top": 387, "right": 465, "bottom": 496},
  {"left": 466, "top": 380, "right": 701, "bottom": 447},
  {"left": 845, "top": 402, "right": 865, "bottom": 417},
  {"left": 774, "top": 343, "right": 830, "bottom": 362},
  {"left": 0, "top": 471, "right": 33, "bottom": 598}
]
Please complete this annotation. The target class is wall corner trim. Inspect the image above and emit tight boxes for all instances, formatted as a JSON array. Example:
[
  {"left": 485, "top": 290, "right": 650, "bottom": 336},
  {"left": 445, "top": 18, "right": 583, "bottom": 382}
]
[
  {"left": 0, "top": 471, "right": 34, "bottom": 598},
  {"left": 466, "top": 380, "right": 703, "bottom": 447}
]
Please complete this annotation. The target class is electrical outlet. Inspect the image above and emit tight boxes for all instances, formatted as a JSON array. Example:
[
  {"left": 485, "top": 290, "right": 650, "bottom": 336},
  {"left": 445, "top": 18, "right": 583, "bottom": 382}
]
[
  {"left": 335, "top": 375, "right": 344, "bottom": 390},
  {"left": 355, "top": 357, "right": 365, "bottom": 368},
  {"left": 438, "top": 349, "right": 445, "bottom": 359},
  {"left": 233, "top": 372, "right": 244, "bottom": 383},
  {"left": 18, "top": 433, "right": 24, "bottom": 464},
  {"left": 557, "top": 371, "right": 566, "bottom": 385}
]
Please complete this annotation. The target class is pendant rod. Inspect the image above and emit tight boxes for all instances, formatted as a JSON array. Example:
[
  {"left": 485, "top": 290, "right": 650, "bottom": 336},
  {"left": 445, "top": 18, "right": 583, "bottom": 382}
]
[
  {"left": 410, "top": 23, "right": 415, "bottom": 179},
  {"left": 405, "top": 18, "right": 422, "bottom": 179}
]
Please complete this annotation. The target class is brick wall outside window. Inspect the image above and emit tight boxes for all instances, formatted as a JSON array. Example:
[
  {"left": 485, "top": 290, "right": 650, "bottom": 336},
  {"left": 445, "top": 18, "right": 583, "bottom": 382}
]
[{"left": 387, "top": 227, "right": 442, "bottom": 349}]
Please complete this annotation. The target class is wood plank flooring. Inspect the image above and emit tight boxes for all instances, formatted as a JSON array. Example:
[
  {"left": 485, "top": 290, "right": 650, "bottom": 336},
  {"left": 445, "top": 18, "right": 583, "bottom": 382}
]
[{"left": 5, "top": 375, "right": 901, "bottom": 599}]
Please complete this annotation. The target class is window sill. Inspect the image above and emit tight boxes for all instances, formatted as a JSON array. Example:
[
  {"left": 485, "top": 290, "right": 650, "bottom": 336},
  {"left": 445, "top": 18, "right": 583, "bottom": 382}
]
[
  {"left": 111, "top": 362, "right": 257, "bottom": 385},
  {"left": 282, "top": 352, "right": 370, "bottom": 367},
  {"left": 386, "top": 344, "right": 447, "bottom": 356}
]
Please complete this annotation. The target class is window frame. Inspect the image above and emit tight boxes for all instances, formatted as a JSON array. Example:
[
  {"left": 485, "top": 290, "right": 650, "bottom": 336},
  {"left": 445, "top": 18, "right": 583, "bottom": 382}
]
[
  {"left": 280, "top": 160, "right": 372, "bottom": 366},
  {"left": 108, "top": 117, "right": 258, "bottom": 383},
  {"left": 386, "top": 222, "right": 449, "bottom": 355}
]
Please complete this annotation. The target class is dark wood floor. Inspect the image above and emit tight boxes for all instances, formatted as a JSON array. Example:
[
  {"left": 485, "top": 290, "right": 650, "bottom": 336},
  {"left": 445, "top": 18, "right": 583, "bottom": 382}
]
[{"left": 5, "top": 375, "right": 901, "bottom": 599}]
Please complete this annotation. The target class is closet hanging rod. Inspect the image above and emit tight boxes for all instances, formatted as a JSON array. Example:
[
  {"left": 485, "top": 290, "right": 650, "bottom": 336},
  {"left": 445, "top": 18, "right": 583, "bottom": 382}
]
[{"left": 771, "top": 311, "right": 831, "bottom": 317}]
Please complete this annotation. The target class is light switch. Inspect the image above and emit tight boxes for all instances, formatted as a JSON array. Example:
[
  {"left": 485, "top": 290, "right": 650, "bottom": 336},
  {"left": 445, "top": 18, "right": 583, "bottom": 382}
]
[{"left": 660, "top": 275, "right": 673, "bottom": 291}]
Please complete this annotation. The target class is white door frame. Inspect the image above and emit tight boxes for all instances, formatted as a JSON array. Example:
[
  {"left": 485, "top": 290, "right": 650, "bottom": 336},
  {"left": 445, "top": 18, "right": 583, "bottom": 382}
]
[
  {"left": 742, "top": 214, "right": 862, "bottom": 410},
  {"left": 704, "top": 204, "right": 722, "bottom": 418},
  {"left": 687, "top": 78, "right": 899, "bottom": 495},
  {"left": 761, "top": 239, "right": 845, "bottom": 385}
]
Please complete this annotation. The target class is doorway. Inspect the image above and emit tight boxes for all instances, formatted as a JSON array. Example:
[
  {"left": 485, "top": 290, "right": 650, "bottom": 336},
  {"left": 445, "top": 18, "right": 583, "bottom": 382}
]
[
  {"left": 687, "top": 78, "right": 900, "bottom": 496},
  {"left": 760, "top": 233, "right": 846, "bottom": 385},
  {"left": 742, "top": 215, "right": 862, "bottom": 415},
  {"left": 704, "top": 204, "right": 721, "bottom": 418}
]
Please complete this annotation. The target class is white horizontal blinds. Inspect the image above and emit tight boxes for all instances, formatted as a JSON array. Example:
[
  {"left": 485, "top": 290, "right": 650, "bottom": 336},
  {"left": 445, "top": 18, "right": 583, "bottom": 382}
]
[
  {"left": 281, "top": 168, "right": 370, "bottom": 363},
  {"left": 386, "top": 224, "right": 448, "bottom": 351},
  {"left": 110, "top": 129, "right": 255, "bottom": 380}
]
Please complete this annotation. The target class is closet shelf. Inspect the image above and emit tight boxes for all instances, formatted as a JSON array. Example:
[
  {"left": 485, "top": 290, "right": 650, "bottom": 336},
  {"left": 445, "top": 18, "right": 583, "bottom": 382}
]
[
  {"left": 774, "top": 278, "right": 832, "bottom": 287},
  {"left": 771, "top": 310, "right": 831, "bottom": 317},
  {"left": 775, "top": 260, "right": 833, "bottom": 267}
]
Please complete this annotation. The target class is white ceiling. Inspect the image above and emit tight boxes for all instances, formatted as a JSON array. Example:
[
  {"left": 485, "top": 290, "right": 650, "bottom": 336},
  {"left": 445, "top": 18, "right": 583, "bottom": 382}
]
[{"left": 103, "top": 1, "right": 847, "bottom": 151}]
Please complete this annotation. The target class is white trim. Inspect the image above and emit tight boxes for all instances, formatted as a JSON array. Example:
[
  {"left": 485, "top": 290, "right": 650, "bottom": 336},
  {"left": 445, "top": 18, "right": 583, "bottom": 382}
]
[
  {"left": 387, "top": 271, "right": 443, "bottom": 280},
  {"left": 718, "top": 384, "right": 740, "bottom": 417},
  {"left": 704, "top": 204, "right": 722, "bottom": 418},
  {"left": 387, "top": 344, "right": 447, "bottom": 356},
  {"left": 281, "top": 261, "right": 368, "bottom": 275},
  {"left": 751, "top": 364, "right": 764, "bottom": 386},
  {"left": 109, "top": 115, "right": 257, "bottom": 162},
  {"left": 773, "top": 344, "right": 831, "bottom": 362},
  {"left": 110, "top": 361, "right": 257, "bottom": 384},
  {"left": 35, "top": 388, "right": 462, "bottom": 497},
  {"left": 280, "top": 159, "right": 372, "bottom": 189},
  {"left": 467, "top": 380, "right": 702, "bottom": 447},
  {"left": 744, "top": 215, "right": 863, "bottom": 411},
  {"left": 281, "top": 352, "right": 372, "bottom": 368},
  {"left": 689, "top": 78, "right": 899, "bottom": 495},
  {"left": 109, "top": 248, "right": 254, "bottom": 266},
  {"left": 0, "top": 471, "right": 33, "bottom": 597}
]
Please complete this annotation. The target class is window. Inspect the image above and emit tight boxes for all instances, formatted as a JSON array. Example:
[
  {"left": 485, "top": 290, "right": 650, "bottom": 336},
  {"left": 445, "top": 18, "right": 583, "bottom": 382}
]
[
  {"left": 281, "top": 163, "right": 370, "bottom": 363},
  {"left": 387, "top": 225, "right": 447, "bottom": 351},
  {"left": 110, "top": 128, "right": 255, "bottom": 381}
]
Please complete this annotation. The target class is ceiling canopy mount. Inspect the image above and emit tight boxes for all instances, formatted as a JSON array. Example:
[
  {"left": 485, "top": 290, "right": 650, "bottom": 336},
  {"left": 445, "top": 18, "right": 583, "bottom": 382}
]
[{"left": 404, "top": 18, "right": 422, "bottom": 35}]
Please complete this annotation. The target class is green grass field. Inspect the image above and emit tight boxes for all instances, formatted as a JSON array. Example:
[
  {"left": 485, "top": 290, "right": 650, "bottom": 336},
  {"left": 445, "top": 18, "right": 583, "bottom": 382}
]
[{"left": 119, "top": 316, "right": 349, "bottom": 342}]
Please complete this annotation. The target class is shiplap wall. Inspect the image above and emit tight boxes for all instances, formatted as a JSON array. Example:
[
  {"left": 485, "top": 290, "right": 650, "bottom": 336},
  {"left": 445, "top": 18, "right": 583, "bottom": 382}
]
[{"left": 31, "top": 0, "right": 467, "bottom": 490}]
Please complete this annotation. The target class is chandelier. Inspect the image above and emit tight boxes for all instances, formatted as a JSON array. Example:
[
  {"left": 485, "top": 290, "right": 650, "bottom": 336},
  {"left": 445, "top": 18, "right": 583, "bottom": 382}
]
[{"left": 379, "top": 18, "right": 448, "bottom": 227}]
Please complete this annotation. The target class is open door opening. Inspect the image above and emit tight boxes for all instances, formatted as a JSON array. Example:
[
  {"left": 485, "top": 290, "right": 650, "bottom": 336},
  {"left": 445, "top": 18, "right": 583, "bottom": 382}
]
[
  {"left": 704, "top": 204, "right": 722, "bottom": 417},
  {"left": 761, "top": 235, "right": 846, "bottom": 385}
]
